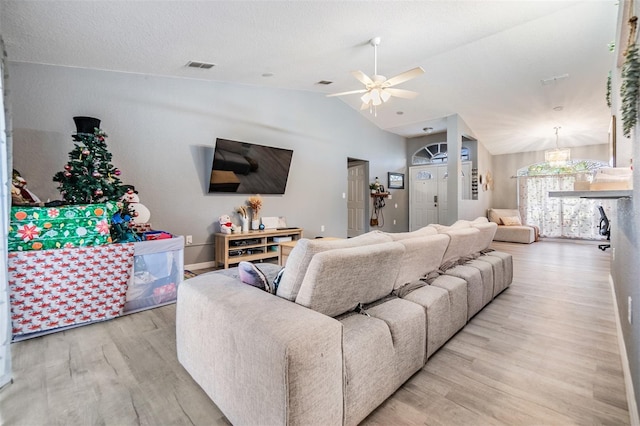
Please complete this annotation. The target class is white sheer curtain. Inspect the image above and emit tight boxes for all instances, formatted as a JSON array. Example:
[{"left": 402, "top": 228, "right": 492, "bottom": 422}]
[
  {"left": 518, "top": 174, "right": 615, "bottom": 239},
  {"left": 0, "top": 36, "right": 12, "bottom": 389}
]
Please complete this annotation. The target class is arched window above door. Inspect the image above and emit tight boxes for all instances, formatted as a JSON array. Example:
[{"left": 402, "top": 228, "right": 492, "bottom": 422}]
[{"left": 412, "top": 143, "right": 470, "bottom": 165}]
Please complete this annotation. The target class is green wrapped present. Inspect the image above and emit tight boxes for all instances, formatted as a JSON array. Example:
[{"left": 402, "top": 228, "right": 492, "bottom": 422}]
[{"left": 9, "top": 202, "right": 118, "bottom": 252}]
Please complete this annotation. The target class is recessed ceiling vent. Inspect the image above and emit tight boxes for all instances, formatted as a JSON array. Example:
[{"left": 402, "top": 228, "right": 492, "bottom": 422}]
[
  {"left": 186, "top": 61, "right": 215, "bottom": 69},
  {"left": 315, "top": 80, "right": 333, "bottom": 85}
]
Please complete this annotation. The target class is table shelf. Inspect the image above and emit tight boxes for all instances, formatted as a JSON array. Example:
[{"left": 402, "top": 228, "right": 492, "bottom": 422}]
[{"left": 214, "top": 228, "right": 303, "bottom": 269}]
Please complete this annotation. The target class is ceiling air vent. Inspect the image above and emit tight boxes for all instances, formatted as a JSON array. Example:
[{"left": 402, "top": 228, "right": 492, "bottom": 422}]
[
  {"left": 186, "top": 61, "right": 215, "bottom": 69},
  {"left": 316, "top": 80, "right": 333, "bottom": 85}
]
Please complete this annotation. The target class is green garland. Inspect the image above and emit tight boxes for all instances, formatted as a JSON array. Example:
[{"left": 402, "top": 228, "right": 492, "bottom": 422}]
[
  {"left": 621, "top": 43, "right": 640, "bottom": 138},
  {"left": 606, "top": 71, "right": 612, "bottom": 108}
]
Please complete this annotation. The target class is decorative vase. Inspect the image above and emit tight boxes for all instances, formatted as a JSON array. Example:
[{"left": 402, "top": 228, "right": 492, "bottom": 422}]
[
  {"left": 241, "top": 218, "right": 249, "bottom": 233},
  {"left": 251, "top": 218, "right": 261, "bottom": 230}
]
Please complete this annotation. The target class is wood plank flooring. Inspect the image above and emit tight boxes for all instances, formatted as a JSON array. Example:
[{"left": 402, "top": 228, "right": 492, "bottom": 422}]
[{"left": 0, "top": 239, "right": 629, "bottom": 425}]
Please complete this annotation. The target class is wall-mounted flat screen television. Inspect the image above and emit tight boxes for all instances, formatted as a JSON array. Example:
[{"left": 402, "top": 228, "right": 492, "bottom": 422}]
[{"left": 209, "top": 138, "right": 294, "bottom": 194}]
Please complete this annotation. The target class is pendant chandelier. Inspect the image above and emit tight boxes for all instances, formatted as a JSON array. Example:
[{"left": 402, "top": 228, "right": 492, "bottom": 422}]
[{"left": 545, "top": 126, "right": 570, "bottom": 166}]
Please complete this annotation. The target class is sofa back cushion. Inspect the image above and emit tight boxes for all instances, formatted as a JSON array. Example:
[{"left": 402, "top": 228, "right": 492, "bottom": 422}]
[
  {"left": 488, "top": 208, "right": 522, "bottom": 225},
  {"left": 394, "top": 234, "right": 450, "bottom": 289},
  {"left": 431, "top": 220, "right": 474, "bottom": 233},
  {"left": 276, "top": 231, "right": 393, "bottom": 301},
  {"left": 385, "top": 226, "right": 438, "bottom": 241},
  {"left": 295, "top": 242, "right": 404, "bottom": 317},
  {"left": 440, "top": 227, "right": 480, "bottom": 265},
  {"left": 470, "top": 222, "right": 498, "bottom": 252}
]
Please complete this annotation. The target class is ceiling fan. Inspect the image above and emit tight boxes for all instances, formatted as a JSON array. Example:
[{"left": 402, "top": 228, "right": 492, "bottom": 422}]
[{"left": 327, "top": 37, "right": 425, "bottom": 112}]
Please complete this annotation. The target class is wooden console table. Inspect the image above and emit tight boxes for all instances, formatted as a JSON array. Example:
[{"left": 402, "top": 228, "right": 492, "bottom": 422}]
[{"left": 214, "top": 228, "right": 303, "bottom": 269}]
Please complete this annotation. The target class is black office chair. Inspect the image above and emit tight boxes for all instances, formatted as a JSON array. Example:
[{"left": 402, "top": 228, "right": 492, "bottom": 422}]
[{"left": 597, "top": 206, "right": 610, "bottom": 251}]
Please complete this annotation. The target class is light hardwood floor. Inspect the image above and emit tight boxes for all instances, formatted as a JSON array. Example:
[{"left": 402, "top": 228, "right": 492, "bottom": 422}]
[{"left": 0, "top": 240, "right": 630, "bottom": 425}]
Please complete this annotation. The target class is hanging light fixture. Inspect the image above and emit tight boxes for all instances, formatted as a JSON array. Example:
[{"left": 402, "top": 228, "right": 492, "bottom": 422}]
[{"left": 545, "top": 126, "right": 571, "bottom": 166}]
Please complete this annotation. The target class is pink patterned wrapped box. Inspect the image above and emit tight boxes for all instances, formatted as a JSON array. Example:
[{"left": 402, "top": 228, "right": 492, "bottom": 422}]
[{"left": 8, "top": 243, "right": 135, "bottom": 336}]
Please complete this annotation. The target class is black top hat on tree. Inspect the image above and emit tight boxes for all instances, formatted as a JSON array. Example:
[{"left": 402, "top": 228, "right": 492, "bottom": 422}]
[{"left": 73, "top": 116, "right": 101, "bottom": 135}]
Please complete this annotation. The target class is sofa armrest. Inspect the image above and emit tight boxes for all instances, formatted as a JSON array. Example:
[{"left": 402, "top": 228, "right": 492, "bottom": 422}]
[{"left": 176, "top": 273, "right": 343, "bottom": 426}]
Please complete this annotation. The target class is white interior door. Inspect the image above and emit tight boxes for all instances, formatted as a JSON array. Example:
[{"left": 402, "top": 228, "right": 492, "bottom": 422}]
[
  {"left": 436, "top": 165, "right": 448, "bottom": 222},
  {"left": 410, "top": 166, "right": 439, "bottom": 230},
  {"left": 347, "top": 163, "right": 366, "bottom": 238}
]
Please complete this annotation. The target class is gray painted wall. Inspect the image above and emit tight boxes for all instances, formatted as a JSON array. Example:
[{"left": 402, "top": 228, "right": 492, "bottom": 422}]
[
  {"left": 609, "top": 0, "right": 640, "bottom": 418},
  {"left": 8, "top": 62, "right": 408, "bottom": 265},
  {"left": 491, "top": 144, "right": 609, "bottom": 208}
]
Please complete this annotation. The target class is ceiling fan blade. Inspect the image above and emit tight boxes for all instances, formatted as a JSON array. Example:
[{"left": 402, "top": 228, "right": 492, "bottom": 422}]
[
  {"left": 384, "top": 88, "right": 419, "bottom": 99},
  {"left": 326, "top": 89, "right": 368, "bottom": 98},
  {"left": 351, "top": 70, "right": 374, "bottom": 86},
  {"left": 384, "top": 67, "right": 425, "bottom": 87}
]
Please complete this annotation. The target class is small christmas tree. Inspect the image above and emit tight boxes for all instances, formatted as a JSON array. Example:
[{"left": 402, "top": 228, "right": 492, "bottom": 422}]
[{"left": 53, "top": 117, "right": 126, "bottom": 204}]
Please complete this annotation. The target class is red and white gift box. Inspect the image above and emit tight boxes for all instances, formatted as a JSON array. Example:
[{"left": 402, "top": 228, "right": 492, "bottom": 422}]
[{"left": 8, "top": 243, "right": 135, "bottom": 336}]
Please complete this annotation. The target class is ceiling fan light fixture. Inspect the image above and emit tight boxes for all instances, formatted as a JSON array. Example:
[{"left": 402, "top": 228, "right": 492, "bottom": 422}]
[
  {"left": 371, "top": 89, "right": 382, "bottom": 106},
  {"left": 326, "top": 36, "right": 424, "bottom": 113}
]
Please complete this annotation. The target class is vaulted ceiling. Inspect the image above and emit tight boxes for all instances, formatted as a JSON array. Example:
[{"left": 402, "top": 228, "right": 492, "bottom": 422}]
[{"left": 1, "top": 1, "right": 618, "bottom": 155}]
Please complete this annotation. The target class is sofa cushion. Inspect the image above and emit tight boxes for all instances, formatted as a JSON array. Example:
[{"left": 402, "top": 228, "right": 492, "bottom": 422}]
[
  {"left": 394, "top": 234, "right": 450, "bottom": 290},
  {"left": 238, "top": 261, "right": 269, "bottom": 291},
  {"left": 470, "top": 222, "right": 498, "bottom": 252},
  {"left": 294, "top": 242, "right": 404, "bottom": 317},
  {"left": 501, "top": 216, "right": 522, "bottom": 226},
  {"left": 176, "top": 275, "right": 344, "bottom": 426},
  {"left": 402, "top": 284, "right": 451, "bottom": 359},
  {"left": 276, "top": 231, "right": 393, "bottom": 301},
  {"left": 340, "top": 298, "right": 425, "bottom": 426},
  {"left": 494, "top": 225, "right": 535, "bottom": 244},
  {"left": 444, "top": 264, "right": 486, "bottom": 320},
  {"left": 451, "top": 220, "right": 473, "bottom": 229},
  {"left": 439, "top": 227, "right": 481, "bottom": 265},
  {"left": 385, "top": 226, "right": 437, "bottom": 241},
  {"left": 488, "top": 208, "right": 521, "bottom": 224}
]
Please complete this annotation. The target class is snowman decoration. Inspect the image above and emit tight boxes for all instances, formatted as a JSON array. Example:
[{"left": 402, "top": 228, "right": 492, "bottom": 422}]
[{"left": 122, "top": 187, "right": 151, "bottom": 224}]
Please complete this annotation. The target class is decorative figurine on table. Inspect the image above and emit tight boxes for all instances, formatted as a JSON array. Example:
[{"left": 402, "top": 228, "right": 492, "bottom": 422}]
[
  {"left": 11, "top": 169, "right": 42, "bottom": 206},
  {"left": 121, "top": 186, "right": 151, "bottom": 225},
  {"left": 218, "top": 214, "right": 234, "bottom": 234}
]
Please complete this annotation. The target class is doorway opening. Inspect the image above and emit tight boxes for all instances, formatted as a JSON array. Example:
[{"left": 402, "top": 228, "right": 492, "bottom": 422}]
[{"left": 347, "top": 158, "right": 369, "bottom": 238}]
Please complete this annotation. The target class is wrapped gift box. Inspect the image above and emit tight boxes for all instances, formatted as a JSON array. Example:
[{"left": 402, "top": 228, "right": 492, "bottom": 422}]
[
  {"left": 9, "top": 202, "right": 117, "bottom": 252},
  {"left": 8, "top": 243, "right": 134, "bottom": 336}
]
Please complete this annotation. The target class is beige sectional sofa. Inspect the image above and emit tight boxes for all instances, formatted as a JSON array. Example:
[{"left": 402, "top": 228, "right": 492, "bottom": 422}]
[
  {"left": 176, "top": 218, "right": 512, "bottom": 425},
  {"left": 487, "top": 208, "right": 537, "bottom": 244}
]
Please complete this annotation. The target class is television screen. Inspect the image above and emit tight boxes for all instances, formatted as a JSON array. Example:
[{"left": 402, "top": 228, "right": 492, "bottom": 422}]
[{"left": 209, "top": 138, "right": 294, "bottom": 194}]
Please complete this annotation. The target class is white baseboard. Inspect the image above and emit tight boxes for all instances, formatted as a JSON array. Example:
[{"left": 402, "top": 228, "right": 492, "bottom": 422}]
[
  {"left": 609, "top": 275, "right": 640, "bottom": 426},
  {"left": 184, "top": 261, "right": 217, "bottom": 271}
]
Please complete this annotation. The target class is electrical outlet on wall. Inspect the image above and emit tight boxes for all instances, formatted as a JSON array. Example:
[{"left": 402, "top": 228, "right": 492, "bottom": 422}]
[
  {"left": 186, "top": 235, "right": 193, "bottom": 245},
  {"left": 629, "top": 296, "right": 633, "bottom": 324}
]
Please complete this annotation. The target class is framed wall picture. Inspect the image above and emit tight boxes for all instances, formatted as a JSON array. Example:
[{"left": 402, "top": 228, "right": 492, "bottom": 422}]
[{"left": 388, "top": 172, "right": 404, "bottom": 189}]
